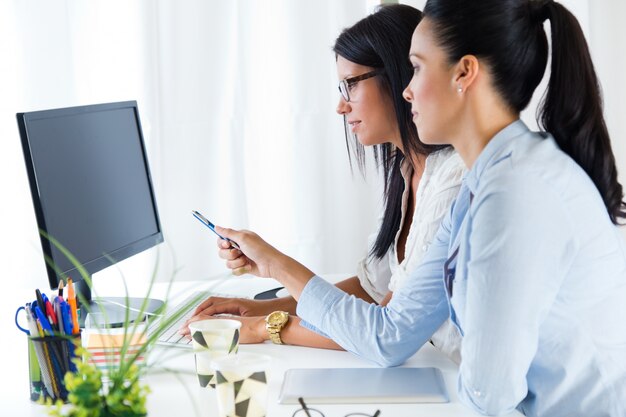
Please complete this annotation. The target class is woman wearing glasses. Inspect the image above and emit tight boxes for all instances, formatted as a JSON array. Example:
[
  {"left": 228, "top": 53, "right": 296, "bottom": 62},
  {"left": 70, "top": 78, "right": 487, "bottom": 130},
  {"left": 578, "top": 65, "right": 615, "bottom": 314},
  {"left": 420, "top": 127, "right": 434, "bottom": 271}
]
[
  {"left": 205, "top": 0, "right": 626, "bottom": 415},
  {"left": 182, "top": 4, "right": 465, "bottom": 362}
]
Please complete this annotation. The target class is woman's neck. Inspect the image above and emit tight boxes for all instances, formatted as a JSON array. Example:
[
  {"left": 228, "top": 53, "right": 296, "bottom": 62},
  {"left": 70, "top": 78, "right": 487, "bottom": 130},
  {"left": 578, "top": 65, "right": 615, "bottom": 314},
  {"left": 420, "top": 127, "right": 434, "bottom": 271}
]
[
  {"left": 407, "top": 152, "right": 426, "bottom": 177},
  {"left": 452, "top": 99, "right": 518, "bottom": 169}
]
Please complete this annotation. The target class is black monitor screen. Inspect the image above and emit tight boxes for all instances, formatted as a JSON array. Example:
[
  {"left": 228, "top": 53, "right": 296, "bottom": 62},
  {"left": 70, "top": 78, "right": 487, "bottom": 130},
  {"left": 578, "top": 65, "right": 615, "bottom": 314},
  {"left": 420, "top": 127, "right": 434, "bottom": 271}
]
[{"left": 17, "top": 101, "right": 163, "bottom": 291}]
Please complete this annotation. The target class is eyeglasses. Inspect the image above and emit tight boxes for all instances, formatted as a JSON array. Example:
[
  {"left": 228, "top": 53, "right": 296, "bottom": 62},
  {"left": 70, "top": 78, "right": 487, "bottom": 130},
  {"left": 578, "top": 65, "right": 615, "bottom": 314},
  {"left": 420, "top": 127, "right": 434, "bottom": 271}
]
[
  {"left": 338, "top": 69, "right": 384, "bottom": 102},
  {"left": 292, "top": 397, "right": 381, "bottom": 417}
]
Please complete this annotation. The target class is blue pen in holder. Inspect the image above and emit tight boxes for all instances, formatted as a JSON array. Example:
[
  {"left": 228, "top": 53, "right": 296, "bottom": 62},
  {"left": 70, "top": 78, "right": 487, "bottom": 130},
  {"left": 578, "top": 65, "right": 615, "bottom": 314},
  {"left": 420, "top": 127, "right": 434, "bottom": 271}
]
[
  {"left": 16, "top": 303, "right": 82, "bottom": 402},
  {"left": 29, "top": 334, "right": 81, "bottom": 402}
]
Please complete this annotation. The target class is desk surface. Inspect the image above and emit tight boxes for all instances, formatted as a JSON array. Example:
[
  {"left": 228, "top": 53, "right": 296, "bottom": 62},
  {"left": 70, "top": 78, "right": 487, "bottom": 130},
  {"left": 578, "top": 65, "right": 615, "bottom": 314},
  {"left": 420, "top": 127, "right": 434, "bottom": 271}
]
[{"left": 3, "top": 275, "right": 523, "bottom": 417}]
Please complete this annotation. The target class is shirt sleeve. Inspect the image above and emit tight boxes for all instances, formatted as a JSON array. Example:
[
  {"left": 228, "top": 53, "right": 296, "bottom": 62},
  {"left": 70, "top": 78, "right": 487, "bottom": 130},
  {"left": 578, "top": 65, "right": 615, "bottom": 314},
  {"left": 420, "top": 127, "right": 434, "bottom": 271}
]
[
  {"left": 457, "top": 173, "right": 575, "bottom": 415},
  {"left": 297, "top": 202, "right": 455, "bottom": 367},
  {"left": 298, "top": 319, "right": 331, "bottom": 338}
]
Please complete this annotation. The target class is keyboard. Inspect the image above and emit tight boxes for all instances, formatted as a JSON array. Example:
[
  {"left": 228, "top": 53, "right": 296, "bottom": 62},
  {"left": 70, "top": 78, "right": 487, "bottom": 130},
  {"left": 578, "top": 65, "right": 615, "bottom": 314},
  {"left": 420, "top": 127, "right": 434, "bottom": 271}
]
[{"left": 147, "top": 290, "right": 248, "bottom": 348}]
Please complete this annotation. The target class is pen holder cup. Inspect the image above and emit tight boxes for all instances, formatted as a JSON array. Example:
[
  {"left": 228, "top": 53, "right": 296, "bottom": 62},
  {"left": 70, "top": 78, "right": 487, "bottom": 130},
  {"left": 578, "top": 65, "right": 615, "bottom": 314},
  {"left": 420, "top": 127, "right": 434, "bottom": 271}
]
[{"left": 28, "top": 333, "right": 81, "bottom": 402}]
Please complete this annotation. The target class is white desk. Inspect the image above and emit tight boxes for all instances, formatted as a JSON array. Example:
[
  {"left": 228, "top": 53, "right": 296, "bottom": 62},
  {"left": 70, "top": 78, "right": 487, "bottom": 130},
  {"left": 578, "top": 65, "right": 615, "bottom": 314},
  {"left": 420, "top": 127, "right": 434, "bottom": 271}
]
[{"left": 3, "top": 275, "right": 523, "bottom": 417}]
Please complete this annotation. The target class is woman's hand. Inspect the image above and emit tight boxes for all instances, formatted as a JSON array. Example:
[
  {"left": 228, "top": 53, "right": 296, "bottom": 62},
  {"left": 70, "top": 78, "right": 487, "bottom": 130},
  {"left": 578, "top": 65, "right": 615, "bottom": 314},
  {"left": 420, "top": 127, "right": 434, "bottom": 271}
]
[
  {"left": 180, "top": 315, "right": 267, "bottom": 344},
  {"left": 215, "top": 226, "right": 316, "bottom": 299},
  {"left": 191, "top": 296, "right": 296, "bottom": 317},
  {"left": 215, "top": 227, "right": 285, "bottom": 278}
]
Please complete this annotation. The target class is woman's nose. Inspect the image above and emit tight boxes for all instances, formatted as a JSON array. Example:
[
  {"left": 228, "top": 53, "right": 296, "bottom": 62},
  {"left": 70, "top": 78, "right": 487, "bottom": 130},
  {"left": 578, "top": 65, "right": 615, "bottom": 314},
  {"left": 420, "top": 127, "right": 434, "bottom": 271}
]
[
  {"left": 402, "top": 85, "right": 413, "bottom": 103},
  {"left": 336, "top": 96, "right": 350, "bottom": 115}
]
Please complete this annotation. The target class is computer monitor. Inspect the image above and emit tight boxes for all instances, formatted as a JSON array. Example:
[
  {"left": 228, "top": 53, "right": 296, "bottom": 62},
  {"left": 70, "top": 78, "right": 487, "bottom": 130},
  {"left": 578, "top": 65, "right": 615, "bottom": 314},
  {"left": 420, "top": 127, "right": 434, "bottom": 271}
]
[{"left": 17, "top": 101, "right": 164, "bottom": 327}]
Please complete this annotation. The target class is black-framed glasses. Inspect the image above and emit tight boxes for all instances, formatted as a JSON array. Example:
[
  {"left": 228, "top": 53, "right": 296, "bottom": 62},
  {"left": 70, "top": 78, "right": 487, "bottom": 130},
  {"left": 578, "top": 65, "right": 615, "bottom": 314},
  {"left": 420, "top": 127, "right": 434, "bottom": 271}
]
[
  {"left": 338, "top": 69, "right": 384, "bottom": 102},
  {"left": 293, "top": 397, "right": 381, "bottom": 417}
]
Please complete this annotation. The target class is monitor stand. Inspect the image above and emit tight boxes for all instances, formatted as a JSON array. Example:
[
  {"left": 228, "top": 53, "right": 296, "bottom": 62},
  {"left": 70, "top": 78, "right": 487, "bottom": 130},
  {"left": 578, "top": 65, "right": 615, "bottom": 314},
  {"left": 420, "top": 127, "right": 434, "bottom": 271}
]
[{"left": 75, "top": 279, "right": 164, "bottom": 328}]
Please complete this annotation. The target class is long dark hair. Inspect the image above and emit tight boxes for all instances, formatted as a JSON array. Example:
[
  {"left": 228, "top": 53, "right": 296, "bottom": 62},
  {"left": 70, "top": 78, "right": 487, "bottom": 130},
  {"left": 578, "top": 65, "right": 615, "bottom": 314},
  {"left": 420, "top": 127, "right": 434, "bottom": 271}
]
[
  {"left": 334, "top": 4, "right": 446, "bottom": 259},
  {"left": 423, "top": 0, "right": 626, "bottom": 224}
]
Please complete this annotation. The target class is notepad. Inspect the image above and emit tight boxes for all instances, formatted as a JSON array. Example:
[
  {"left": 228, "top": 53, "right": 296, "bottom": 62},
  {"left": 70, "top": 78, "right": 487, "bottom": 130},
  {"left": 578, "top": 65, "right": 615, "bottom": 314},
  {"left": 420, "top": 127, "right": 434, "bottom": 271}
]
[{"left": 278, "top": 367, "right": 449, "bottom": 404}]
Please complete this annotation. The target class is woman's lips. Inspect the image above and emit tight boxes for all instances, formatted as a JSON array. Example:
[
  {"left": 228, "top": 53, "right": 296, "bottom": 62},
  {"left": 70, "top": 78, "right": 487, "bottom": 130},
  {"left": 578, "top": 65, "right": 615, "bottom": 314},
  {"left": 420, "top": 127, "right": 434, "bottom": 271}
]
[{"left": 348, "top": 120, "right": 361, "bottom": 132}]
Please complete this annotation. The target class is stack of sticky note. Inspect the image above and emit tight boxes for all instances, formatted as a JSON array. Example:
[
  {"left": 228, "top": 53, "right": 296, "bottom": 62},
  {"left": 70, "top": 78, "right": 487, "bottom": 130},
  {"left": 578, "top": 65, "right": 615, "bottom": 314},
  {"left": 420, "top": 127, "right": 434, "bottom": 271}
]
[{"left": 82, "top": 327, "right": 147, "bottom": 373}]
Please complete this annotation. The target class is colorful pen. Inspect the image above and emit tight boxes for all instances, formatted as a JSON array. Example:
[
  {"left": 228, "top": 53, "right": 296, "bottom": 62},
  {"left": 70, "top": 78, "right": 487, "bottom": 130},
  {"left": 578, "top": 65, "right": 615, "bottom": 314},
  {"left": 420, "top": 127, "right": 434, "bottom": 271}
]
[
  {"left": 42, "top": 293, "right": 58, "bottom": 329},
  {"left": 25, "top": 304, "right": 55, "bottom": 398},
  {"left": 67, "top": 278, "right": 79, "bottom": 334}
]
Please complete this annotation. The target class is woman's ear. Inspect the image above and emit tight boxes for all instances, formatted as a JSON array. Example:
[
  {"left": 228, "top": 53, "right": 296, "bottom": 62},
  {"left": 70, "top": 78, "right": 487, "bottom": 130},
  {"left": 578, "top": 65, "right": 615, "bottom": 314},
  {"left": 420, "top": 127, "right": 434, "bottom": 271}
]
[{"left": 453, "top": 55, "right": 479, "bottom": 94}]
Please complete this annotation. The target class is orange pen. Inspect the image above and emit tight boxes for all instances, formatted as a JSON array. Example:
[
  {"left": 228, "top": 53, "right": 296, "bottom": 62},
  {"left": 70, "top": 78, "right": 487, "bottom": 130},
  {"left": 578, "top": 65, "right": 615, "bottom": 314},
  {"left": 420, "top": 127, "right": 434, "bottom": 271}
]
[{"left": 67, "top": 278, "right": 79, "bottom": 334}]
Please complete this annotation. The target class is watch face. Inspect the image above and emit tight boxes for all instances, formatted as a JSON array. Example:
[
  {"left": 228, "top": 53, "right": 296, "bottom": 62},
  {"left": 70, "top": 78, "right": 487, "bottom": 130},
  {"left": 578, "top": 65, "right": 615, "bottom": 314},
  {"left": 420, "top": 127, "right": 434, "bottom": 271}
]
[{"left": 268, "top": 311, "right": 288, "bottom": 325}]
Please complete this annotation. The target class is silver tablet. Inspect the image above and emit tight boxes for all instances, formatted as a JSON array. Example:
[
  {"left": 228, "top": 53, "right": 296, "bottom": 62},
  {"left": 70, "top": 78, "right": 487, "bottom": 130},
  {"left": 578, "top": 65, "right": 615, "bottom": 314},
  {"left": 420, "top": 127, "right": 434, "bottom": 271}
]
[{"left": 278, "top": 367, "right": 449, "bottom": 404}]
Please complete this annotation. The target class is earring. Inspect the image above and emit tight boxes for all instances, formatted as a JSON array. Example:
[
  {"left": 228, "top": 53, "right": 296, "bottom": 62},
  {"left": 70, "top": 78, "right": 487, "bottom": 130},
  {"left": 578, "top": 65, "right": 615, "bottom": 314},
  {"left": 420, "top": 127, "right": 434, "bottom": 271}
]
[{"left": 457, "top": 86, "right": 463, "bottom": 93}]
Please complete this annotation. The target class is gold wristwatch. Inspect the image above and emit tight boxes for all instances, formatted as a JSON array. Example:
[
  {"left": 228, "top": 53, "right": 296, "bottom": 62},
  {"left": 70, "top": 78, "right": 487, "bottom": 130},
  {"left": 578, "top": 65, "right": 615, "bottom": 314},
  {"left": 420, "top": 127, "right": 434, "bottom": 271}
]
[{"left": 265, "top": 311, "right": 289, "bottom": 344}]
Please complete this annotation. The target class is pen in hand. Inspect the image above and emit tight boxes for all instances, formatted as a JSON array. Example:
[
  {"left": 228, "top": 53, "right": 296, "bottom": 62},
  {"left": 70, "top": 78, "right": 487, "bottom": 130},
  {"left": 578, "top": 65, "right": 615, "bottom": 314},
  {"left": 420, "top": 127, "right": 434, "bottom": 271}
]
[{"left": 191, "top": 210, "right": 240, "bottom": 250}]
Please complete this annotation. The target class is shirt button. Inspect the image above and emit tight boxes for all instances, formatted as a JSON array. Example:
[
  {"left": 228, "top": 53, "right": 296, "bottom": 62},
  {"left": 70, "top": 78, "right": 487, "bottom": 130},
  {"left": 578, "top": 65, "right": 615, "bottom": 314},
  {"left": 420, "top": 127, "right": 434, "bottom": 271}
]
[
  {"left": 422, "top": 244, "right": 429, "bottom": 252},
  {"left": 473, "top": 389, "right": 482, "bottom": 397}
]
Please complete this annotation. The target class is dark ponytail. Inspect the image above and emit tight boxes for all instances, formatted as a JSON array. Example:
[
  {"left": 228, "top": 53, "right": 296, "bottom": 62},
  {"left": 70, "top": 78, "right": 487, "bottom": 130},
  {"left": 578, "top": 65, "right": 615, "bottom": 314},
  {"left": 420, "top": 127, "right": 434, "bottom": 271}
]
[
  {"left": 538, "top": 1, "right": 626, "bottom": 223},
  {"left": 424, "top": 0, "right": 626, "bottom": 224},
  {"left": 334, "top": 4, "right": 447, "bottom": 259}
]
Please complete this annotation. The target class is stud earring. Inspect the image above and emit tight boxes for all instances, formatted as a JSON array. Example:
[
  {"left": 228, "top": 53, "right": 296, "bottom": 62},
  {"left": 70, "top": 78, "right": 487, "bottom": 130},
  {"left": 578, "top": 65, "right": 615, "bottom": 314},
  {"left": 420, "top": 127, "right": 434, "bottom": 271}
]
[{"left": 457, "top": 86, "right": 463, "bottom": 93}]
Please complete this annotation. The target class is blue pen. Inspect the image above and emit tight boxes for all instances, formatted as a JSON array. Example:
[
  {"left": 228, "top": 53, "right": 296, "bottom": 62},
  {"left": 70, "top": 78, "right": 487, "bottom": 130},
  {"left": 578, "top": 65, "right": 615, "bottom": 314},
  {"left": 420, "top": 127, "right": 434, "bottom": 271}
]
[
  {"left": 192, "top": 210, "right": 240, "bottom": 249},
  {"left": 60, "top": 301, "right": 73, "bottom": 337},
  {"left": 54, "top": 298, "right": 71, "bottom": 373},
  {"left": 34, "top": 305, "right": 53, "bottom": 336},
  {"left": 60, "top": 301, "right": 77, "bottom": 372}
]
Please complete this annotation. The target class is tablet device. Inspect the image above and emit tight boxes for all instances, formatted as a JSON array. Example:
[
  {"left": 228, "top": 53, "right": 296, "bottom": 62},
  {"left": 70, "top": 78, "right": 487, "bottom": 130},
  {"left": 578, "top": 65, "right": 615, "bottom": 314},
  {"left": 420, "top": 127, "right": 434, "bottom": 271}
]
[{"left": 278, "top": 367, "right": 449, "bottom": 404}]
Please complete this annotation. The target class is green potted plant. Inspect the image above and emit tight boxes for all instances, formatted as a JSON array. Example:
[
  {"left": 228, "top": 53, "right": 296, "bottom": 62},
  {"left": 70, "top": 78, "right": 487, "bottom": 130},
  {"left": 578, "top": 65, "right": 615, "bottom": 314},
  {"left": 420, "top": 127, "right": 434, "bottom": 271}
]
[{"left": 41, "top": 232, "right": 212, "bottom": 417}]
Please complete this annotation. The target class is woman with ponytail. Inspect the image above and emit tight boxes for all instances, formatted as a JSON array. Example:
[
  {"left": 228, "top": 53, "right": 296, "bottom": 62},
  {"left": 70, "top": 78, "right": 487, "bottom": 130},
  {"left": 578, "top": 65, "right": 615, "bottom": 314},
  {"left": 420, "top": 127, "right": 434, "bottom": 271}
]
[
  {"left": 206, "top": 1, "right": 626, "bottom": 415},
  {"left": 397, "top": 0, "right": 626, "bottom": 413}
]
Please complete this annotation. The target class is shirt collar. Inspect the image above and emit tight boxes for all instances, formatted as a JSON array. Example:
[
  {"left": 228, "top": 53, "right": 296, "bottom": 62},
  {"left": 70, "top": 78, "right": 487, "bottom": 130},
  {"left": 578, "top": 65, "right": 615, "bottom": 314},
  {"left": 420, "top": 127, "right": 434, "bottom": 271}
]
[{"left": 464, "top": 119, "right": 530, "bottom": 195}]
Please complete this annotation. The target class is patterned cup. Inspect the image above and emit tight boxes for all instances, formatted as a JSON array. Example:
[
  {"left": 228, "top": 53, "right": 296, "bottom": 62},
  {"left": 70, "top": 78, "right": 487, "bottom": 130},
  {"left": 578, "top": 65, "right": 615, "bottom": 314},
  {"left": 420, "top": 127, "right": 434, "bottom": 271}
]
[
  {"left": 211, "top": 353, "right": 271, "bottom": 417},
  {"left": 188, "top": 319, "right": 241, "bottom": 388}
]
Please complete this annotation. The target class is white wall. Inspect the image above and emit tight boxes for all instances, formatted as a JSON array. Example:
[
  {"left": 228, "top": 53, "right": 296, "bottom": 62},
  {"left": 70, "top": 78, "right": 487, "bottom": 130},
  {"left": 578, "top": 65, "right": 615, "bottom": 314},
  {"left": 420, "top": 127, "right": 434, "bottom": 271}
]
[{"left": 589, "top": 1, "right": 626, "bottom": 227}]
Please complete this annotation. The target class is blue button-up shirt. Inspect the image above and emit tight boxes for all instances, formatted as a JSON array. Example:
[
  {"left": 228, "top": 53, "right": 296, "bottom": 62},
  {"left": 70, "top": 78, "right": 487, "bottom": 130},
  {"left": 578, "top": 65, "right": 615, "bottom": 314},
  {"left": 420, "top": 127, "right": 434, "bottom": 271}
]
[{"left": 297, "top": 120, "right": 626, "bottom": 416}]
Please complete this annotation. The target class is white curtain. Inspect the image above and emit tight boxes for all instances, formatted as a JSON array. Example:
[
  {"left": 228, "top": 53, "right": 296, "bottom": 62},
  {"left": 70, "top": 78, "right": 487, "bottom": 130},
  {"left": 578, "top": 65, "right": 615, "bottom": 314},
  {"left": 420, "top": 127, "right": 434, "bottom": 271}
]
[
  {"left": 153, "top": 0, "right": 384, "bottom": 284},
  {"left": 0, "top": 0, "right": 382, "bottom": 293},
  {"left": 2, "top": 0, "right": 625, "bottom": 294}
]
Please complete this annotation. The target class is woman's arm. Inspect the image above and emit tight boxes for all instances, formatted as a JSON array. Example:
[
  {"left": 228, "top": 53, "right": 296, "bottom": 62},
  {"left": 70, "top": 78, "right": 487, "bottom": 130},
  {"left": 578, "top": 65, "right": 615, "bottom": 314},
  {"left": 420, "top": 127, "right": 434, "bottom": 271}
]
[
  {"left": 189, "top": 276, "right": 375, "bottom": 320},
  {"left": 334, "top": 276, "right": 378, "bottom": 304},
  {"left": 279, "top": 316, "right": 344, "bottom": 349},
  {"left": 182, "top": 314, "right": 344, "bottom": 350},
  {"left": 291, "top": 191, "right": 462, "bottom": 366},
  {"left": 214, "top": 211, "right": 453, "bottom": 366},
  {"left": 192, "top": 296, "right": 298, "bottom": 317}
]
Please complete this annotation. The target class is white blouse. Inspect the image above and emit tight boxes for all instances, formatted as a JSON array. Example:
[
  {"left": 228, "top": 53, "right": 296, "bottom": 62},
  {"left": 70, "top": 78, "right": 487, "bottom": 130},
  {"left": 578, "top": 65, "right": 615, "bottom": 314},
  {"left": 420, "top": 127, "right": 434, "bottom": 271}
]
[{"left": 356, "top": 146, "right": 465, "bottom": 363}]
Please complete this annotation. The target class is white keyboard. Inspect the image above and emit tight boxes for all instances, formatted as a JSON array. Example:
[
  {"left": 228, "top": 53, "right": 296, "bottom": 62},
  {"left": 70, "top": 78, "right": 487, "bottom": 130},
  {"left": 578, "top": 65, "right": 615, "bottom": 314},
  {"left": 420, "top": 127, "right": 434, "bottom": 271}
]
[{"left": 147, "top": 290, "right": 248, "bottom": 348}]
